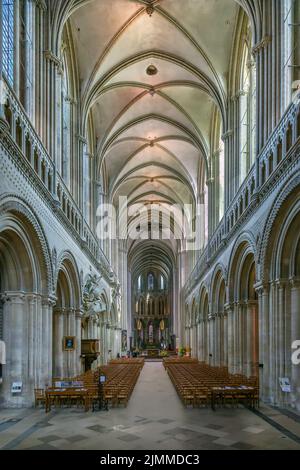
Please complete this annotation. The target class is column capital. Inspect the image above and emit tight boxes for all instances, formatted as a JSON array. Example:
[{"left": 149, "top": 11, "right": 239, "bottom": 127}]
[
  {"left": 64, "top": 95, "right": 77, "bottom": 105},
  {"left": 44, "top": 51, "right": 63, "bottom": 73},
  {"left": 24, "top": 292, "right": 39, "bottom": 302},
  {"left": 42, "top": 296, "right": 57, "bottom": 307},
  {"left": 222, "top": 130, "right": 233, "bottom": 141},
  {"left": 224, "top": 302, "right": 234, "bottom": 312},
  {"left": 236, "top": 300, "right": 247, "bottom": 307},
  {"left": 53, "top": 307, "right": 65, "bottom": 315},
  {"left": 254, "top": 282, "right": 269, "bottom": 295},
  {"left": 275, "top": 278, "right": 289, "bottom": 289},
  {"left": 290, "top": 277, "right": 300, "bottom": 289},
  {"left": 246, "top": 300, "right": 258, "bottom": 307},
  {"left": 252, "top": 35, "right": 272, "bottom": 56},
  {"left": 77, "top": 134, "right": 87, "bottom": 145},
  {"left": 75, "top": 308, "right": 84, "bottom": 319},
  {"left": 232, "top": 90, "right": 246, "bottom": 101},
  {"left": 213, "top": 148, "right": 222, "bottom": 158},
  {"left": 1, "top": 291, "right": 26, "bottom": 303}
]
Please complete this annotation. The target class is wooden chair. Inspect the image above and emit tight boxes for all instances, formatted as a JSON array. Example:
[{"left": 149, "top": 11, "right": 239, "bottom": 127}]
[
  {"left": 117, "top": 388, "right": 128, "bottom": 407},
  {"left": 34, "top": 388, "right": 46, "bottom": 408}
]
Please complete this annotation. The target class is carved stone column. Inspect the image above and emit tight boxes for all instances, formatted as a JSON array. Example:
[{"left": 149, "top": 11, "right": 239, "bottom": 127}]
[
  {"left": 208, "top": 315, "right": 214, "bottom": 366},
  {"left": 215, "top": 313, "right": 221, "bottom": 367},
  {"left": 41, "top": 296, "right": 55, "bottom": 386},
  {"left": 246, "top": 300, "right": 258, "bottom": 377},
  {"left": 68, "top": 308, "right": 76, "bottom": 376},
  {"left": 53, "top": 307, "right": 64, "bottom": 378},
  {"left": 2, "top": 292, "right": 26, "bottom": 406},
  {"left": 223, "top": 311, "right": 228, "bottom": 367},
  {"left": 75, "top": 309, "right": 83, "bottom": 375},
  {"left": 225, "top": 304, "right": 234, "bottom": 374},
  {"left": 255, "top": 283, "right": 270, "bottom": 402},
  {"left": 197, "top": 322, "right": 201, "bottom": 360}
]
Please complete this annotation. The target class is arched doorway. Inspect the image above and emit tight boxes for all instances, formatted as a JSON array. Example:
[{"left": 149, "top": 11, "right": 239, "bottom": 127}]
[
  {"left": 199, "top": 287, "right": 209, "bottom": 363},
  {"left": 53, "top": 255, "right": 81, "bottom": 379},
  {"left": 0, "top": 205, "right": 51, "bottom": 406},
  {"left": 261, "top": 189, "right": 300, "bottom": 409},
  {"left": 211, "top": 270, "right": 227, "bottom": 367},
  {"left": 228, "top": 240, "right": 258, "bottom": 377}
]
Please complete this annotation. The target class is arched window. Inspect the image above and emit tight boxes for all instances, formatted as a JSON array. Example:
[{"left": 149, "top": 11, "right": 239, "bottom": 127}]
[
  {"left": 2, "top": 0, "right": 14, "bottom": 86},
  {"left": 211, "top": 108, "right": 224, "bottom": 227},
  {"left": 20, "top": 1, "right": 34, "bottom": 115},
  {"left": 148, "top": 273, "right": 154, "bottom": 291},
  {"left": 137, "top": 275, "right": 142, "bottom": 291},
  {"left": 240, "top": 34, "right": 256, "bottom": 183},
  {"left": 160, "top": 275, "right": 164, "bottom": 290},
  {"left": 83, "top": 142, "right": 91, "bottom": 225},
  {"left": 219, "top": 138, "right": 225, "bottom": 219},
  {"left": 61, "top": 56, "right": 71, "bottom": 187},
  {"left": 283, "top": 0, "right": 300, "bottom": 109}
]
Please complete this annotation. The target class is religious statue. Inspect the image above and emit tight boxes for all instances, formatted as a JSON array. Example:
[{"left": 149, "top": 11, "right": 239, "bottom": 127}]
[
  {"left": 111, "top": 282, "right": 121, "bottom": 312},
  {"left": 83, "top": 273, "right": 106, "bottom": 315}
]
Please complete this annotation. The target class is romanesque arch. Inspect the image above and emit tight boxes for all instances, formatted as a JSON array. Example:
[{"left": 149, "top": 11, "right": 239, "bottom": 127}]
[
  {"left": 53, "top": 252, "right": 82, "bottom": 378},
  {"left": 211, "top": 268, "right": 227, "bottom": 367},
  {"left": 198, "top": 286, "right": 209, "bottom": 364},
  {"left": 258, "top": 179, "right": 300, "bottom": 409},
  {"left": 227, "top": 236, "right": 258, "bottom": 377},
  {"left": 0, "top": 198, "right": 52, "bottom": 406}
]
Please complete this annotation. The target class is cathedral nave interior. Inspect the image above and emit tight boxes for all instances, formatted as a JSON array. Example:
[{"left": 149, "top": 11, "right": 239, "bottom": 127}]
[{"left": 0, "top": 0, "right": 300, "bottom": 452}]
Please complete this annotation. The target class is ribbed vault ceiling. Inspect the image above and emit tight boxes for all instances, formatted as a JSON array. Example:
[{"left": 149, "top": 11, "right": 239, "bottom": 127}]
[{"left": 66, "top": 0, "right": 240, "bottom": 268}]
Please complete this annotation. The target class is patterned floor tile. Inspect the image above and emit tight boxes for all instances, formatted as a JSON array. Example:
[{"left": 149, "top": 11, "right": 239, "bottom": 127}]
[
  {"left": 66, "top": 435, "right": 87, "bottom": 443},
  {"left": 87, "top": 424, "right": 109, "bottom": 433},
  {"left": 118, "top": 434, "right": 141, "bottom": 442},
  {"left": 157, "top": 418, "right": 175, "bottom": 424},
  {"left": 39, "top": 434, "right": 62, "bottom": 443},
  {"left": 213, "top": 437, "right": 239, "bottom": 447},
  {"left": 243, "top": 426, "right": 265, "bottom": 434},
  {"left": 205, "top": 424, "right": 224, "bottom": 430}
]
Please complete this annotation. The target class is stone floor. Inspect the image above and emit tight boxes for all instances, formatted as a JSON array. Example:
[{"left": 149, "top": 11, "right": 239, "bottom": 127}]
[{"left": 1, "top": 362, "right": 300, "bottom": 450}]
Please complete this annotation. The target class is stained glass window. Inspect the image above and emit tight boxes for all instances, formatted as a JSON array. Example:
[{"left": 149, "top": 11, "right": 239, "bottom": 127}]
[
  {"left": 2, "top": 0, "right": 14, "bottom": 86},
  {"left": 148, "top": 273, "right": 154, "bottom": 291}
]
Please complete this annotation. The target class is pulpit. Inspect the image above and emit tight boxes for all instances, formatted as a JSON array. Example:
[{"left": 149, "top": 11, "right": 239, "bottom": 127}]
[{"left": 81, "top": 340, "right": 100, "bottom": 371}]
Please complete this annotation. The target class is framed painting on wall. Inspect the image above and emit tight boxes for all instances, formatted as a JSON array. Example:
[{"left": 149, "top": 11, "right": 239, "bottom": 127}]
[{"left": 63, "top": 336, "right": 76, "bottom": 351}]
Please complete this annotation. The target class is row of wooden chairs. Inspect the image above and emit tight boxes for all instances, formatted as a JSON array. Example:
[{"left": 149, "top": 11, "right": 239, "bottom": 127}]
[
  {"left": 164, "top": 361, "right": 259, "bottom": 409},
  {"left": 110, "top": 358, "right": 145, "bottom": 365},
  {"left": 163, "top": 357, "right": 198, "bottom": 368},
  {"left": 35, "top": 359, "right": 144, "bottom": 411}
]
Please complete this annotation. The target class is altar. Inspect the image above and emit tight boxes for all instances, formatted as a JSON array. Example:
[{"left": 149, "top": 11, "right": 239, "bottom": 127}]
[{"left": 141, "top": 349, "right": 160, "bottom": 358}]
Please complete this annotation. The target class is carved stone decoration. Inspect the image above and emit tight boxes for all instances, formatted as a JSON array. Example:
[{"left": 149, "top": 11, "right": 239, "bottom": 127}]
[
  {"left": 52, "top": 247, "right": 57, "bottom": 272},
  {"left": 146, "top": 5, "right": 154, "bottom": 17},
  {"left": 146, "top": 1, "right": 156, "bottom": 17},
  {"left": 146, "top": 65, "right": 158, "bottom": 76},
  {"left": 111, "top": 282, "right": 122, "bottom": 314},
  {"left": 83, "top": 273, "right": 106, "bottom": 316}
]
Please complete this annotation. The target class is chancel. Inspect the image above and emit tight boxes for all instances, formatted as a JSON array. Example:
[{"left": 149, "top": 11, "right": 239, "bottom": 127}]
[{"left": 0, "top": 0, "right": 300, "bottom": 452}]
